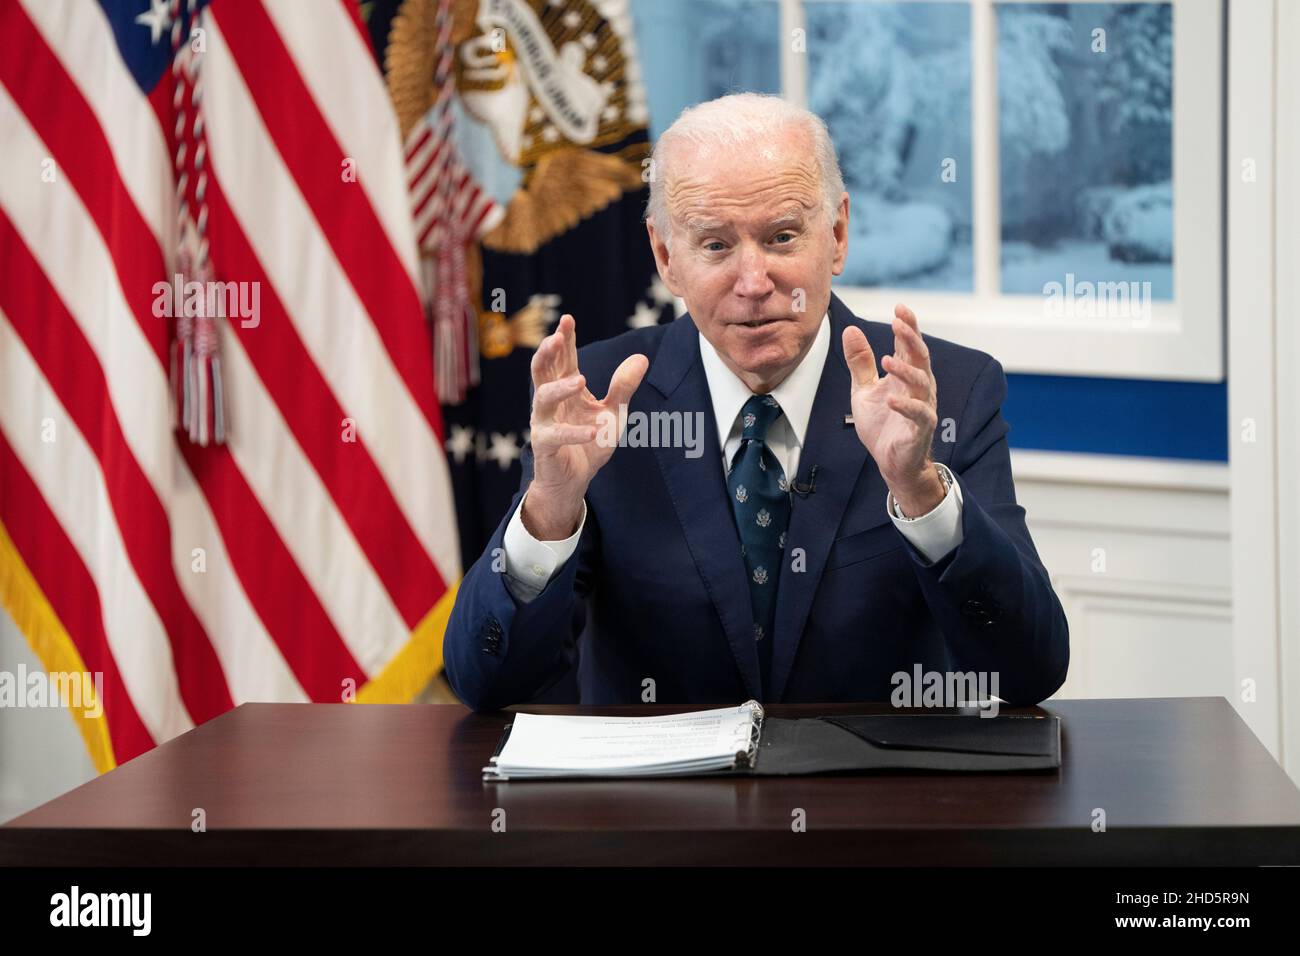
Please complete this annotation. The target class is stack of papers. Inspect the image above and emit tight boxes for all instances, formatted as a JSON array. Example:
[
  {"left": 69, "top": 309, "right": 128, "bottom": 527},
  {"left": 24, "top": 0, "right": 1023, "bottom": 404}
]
[{"left": 483, "top": 701, "right": 763, "bottom": 780}]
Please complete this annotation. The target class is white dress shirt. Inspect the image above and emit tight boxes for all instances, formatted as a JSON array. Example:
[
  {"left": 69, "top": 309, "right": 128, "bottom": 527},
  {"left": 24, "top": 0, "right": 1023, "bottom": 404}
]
[{"left": 501, "top": 312, "right": 964, "bottom": 602}]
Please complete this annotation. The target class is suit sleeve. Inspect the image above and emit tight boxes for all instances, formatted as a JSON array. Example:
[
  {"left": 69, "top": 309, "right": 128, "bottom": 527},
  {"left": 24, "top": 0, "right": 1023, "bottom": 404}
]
[
  {"left": 901, "top": 356, "right": 1070, "bottom": 705},
  {"left": 442, "top": 441, "right": 596, "bottom": 712},
  {"left": 500, "top": 493, "right": 587, "bottom": 602}
]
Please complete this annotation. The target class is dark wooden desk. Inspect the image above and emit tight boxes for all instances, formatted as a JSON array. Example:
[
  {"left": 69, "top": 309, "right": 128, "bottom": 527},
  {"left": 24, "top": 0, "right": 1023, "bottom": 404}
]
[{"left": 3, "top": 697, "right": 1299, "bottom": 866}]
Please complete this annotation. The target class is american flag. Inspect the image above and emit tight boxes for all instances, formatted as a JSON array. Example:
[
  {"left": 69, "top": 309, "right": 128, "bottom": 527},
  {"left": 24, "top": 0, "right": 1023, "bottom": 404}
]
[{"left": 0, "top": 0, "right": 461, "bottom": 771}]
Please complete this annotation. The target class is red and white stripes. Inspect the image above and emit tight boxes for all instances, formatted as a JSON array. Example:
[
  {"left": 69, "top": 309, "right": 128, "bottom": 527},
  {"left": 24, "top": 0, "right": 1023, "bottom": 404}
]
[{"left": 0, "top": 0, "right": 461, "bottom": 768}]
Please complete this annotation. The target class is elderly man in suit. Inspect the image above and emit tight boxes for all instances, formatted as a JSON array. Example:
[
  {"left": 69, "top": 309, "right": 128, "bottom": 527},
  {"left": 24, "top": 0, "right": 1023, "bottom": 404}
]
[{"left": 444, "top": 92, "right": 1069, "bottom": 710}]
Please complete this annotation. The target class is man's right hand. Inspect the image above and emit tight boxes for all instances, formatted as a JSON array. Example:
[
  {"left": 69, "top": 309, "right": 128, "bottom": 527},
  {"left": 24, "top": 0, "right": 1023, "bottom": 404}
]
[{"left": 522, "top": 313, "right": 649, "bottom": 540}]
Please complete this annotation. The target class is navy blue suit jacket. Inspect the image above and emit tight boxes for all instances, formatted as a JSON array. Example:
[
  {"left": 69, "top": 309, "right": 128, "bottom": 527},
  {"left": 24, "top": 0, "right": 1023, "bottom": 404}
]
[{"left": 444, "top": 292, "right": 1069, "bottom": 710}]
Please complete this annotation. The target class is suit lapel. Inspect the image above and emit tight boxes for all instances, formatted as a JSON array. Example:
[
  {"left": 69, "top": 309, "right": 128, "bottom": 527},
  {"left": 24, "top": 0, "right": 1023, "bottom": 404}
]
[
  {"left": 646, "top": 315, "right": 762, "bottom": 700},
  {"left": 643, "top": 297, "right": 891, "bottom": 702},
  {"left": 768, "top": 294, "right": 884, "bottom": 701}
]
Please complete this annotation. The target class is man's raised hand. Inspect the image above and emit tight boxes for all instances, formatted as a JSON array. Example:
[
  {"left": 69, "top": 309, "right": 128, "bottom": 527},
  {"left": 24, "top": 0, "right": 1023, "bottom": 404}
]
[
  {"left": 843, "top": 303, "right": 946, "bottom": 516},
  {"left": 522, "top": 314, "right": 649, "bottom": 539}
]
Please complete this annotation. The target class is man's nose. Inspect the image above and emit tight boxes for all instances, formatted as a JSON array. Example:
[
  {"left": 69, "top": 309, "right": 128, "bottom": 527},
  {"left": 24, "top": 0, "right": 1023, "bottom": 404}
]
[{"left": 733, "top": 245, "right": 775, "bottom": 298}]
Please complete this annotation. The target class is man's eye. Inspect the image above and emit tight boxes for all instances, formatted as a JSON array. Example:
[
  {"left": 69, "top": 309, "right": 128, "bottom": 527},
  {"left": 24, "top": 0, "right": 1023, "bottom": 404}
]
[
  {"left": 771, "top": 232, "right": 795, "bottom": 244},
  {"left": 704, "top": 241, "right": 726, "bottom": 252}
]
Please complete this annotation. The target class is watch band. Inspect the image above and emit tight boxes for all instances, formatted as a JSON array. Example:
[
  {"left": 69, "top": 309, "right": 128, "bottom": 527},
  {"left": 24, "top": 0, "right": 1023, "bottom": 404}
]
[{"left": 891, "top": 463, "right": 953, "bottom": 521}]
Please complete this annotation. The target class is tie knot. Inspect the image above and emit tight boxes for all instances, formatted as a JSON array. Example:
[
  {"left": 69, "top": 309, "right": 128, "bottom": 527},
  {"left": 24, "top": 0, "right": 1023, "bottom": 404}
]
[{"left": 740, "top": 393, "right": 783, "bottom": 441}]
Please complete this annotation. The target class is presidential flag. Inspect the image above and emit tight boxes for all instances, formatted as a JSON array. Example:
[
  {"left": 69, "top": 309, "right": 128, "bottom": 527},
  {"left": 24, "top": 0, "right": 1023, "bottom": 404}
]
[
  {"left": 0, "top": 0, "right": 461, "bottom": 771},
  {"left": 367, "top": 0, "right": 675, "bottom": 575}
]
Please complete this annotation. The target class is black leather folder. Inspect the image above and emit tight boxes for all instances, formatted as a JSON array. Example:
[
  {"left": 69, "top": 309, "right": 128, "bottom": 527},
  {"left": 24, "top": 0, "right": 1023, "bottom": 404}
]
[{"left": 743, "top": 713, "right": 1061, "bottom": 774}]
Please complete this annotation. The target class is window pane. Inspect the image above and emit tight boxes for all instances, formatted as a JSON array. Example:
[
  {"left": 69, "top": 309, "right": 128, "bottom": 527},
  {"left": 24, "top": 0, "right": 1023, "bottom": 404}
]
[
  {"left": 807, "top": 2, "right": 973, "bottom": 291},
  {"left": 631, "top": 0, "right": 781, "bottom": 142},
  {"left": 998, "top": 3, "right": 1173, "bottom": 299}
]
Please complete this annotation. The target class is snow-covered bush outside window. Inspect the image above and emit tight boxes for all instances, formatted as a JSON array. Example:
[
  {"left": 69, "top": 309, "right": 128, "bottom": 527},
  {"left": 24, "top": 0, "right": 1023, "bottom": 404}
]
[{"left": 999, "top": 3, "right": 1173, "bottom": 299}]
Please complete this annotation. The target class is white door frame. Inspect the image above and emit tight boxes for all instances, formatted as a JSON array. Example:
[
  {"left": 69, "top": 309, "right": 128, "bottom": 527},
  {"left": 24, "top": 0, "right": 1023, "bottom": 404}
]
[{"left": 1228, "top": 0, "right": 1299, "bottom": 777}]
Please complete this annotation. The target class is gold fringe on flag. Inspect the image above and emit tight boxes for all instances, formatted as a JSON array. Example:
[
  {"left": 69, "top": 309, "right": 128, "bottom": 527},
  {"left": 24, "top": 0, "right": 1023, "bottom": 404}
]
[
  {"left": 356, "top": 580, "right": 460, "bottom": 704},
  {"left": 0, "top": 518, "right": 117, "bottom": 774}
]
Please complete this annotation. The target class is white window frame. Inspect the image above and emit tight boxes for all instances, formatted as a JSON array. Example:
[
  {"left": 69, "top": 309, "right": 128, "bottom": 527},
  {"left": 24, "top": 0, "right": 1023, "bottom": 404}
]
[{"left": 782, "top": 0, "right": 1223, "bottom": 381}]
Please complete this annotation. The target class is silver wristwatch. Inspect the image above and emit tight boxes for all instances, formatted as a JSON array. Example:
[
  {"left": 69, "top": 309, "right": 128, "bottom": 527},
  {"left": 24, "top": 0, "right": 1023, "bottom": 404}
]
[{"left": 890, "top": 463, "right": 953, "bottom": 521}]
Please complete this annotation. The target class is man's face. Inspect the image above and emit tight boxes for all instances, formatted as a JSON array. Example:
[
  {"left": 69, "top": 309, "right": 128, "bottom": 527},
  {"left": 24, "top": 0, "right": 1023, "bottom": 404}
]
[{"left": 647, "top": 128, "right": 849, "bottom": 391}]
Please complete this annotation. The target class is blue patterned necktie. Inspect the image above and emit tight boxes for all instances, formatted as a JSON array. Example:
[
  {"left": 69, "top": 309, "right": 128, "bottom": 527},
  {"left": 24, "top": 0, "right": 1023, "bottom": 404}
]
[{"left": 726, "top": 394, "right": 792, "bottom": 696}]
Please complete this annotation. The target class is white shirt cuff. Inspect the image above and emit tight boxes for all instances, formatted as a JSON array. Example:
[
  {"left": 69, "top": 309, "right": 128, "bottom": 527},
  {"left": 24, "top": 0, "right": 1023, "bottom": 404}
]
[
  {"left": 501, "top": 490, "right": 587, "bottom": 602},
  {"left": 886, "top": 462, "right": 964, "bottom": 564}
]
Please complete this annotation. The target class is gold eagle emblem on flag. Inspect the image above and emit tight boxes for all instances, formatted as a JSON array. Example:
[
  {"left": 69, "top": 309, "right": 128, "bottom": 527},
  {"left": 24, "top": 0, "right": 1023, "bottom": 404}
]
[{"left": 382, "top": 0, "right": 654, "bottom": 383}]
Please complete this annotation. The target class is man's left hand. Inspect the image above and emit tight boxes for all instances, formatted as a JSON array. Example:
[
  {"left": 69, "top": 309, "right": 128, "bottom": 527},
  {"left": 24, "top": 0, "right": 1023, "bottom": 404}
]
[{"left": 842, "top": 303, "right": 946, "bottom": 516}]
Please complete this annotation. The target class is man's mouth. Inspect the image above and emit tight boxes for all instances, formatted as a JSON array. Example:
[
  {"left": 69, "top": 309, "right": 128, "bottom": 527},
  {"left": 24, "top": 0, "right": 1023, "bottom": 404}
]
[{"left": 737, "top": 317, "right": 785, "bottom": 329}]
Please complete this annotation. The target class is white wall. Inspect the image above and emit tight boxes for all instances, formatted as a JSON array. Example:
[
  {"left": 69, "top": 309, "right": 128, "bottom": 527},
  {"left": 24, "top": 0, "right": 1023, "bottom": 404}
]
[
  {"left": 0, "top": 605, "right": 96, "bottom": 824},
  {"left": 1014, "top": 451, "right": 1234, "bottom": 703}
]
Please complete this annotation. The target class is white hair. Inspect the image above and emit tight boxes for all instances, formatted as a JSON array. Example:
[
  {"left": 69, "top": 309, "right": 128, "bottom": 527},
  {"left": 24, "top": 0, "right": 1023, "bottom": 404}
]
[{"left": 645, "top": 92, "right": 845, "bottom": 250}]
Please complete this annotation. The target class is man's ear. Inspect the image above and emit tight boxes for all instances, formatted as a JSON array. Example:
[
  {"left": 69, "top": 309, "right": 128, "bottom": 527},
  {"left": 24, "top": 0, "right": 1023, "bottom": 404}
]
[
  {"left": 646, "top": 219, "right": 683, "bottom": 297},
  {"left": 830, "top": 191, "right": 850, "bottom": 276}
]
